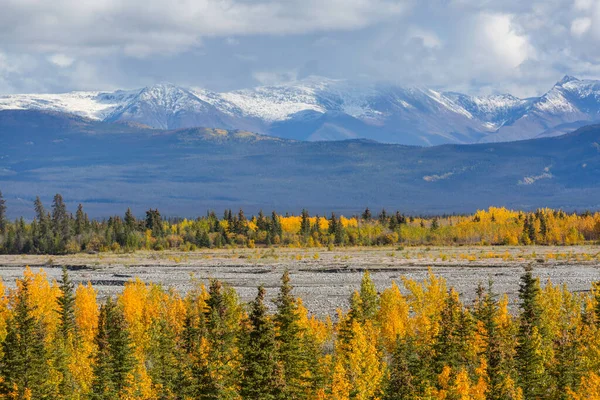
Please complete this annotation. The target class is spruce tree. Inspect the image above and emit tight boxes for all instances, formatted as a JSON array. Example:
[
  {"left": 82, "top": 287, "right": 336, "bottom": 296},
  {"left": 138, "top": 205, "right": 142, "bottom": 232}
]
[
  {"left": 91, "top": 298, "right": 135, "bottom": 399},
  {"left": 300, "top": 209, "right": 311, "bottom": 238},
  {"left": 240, "top": 286, "right": 283, "bottom": 399},
  {"left": 0, "top": 277, "right": 51, "bottom": 399},
  {"left": 516, "top": 267, "right": 546, "bottom": 399},
  {"left": 124, "top": 208, "right": 136, "bottom": 230},
  {"left": 55, "top": 266, "right": 77, "bottom": 397},
  {"left": 475, "top": 281, "right": 509, "bottom": 400},
  {"left": 191, "top": 280, "right": 241, "bottom": 399},
  {"left": 147, "top": 318, "right": 183, "bottom": 399},
  {"left": 385, "top": 336, "right": 428, "bottom": 400},
  {"left": 75, "top": 204, "right": 86, "bottom": 236},
  {"left": 52, "top": 193, "right": 70, "bottom": 252},
  {"left": 274, "top": 271, "right": 318, "bottom": 399},
  {"left": 362, "top": 207, "right": 372, "bottom": 220}
]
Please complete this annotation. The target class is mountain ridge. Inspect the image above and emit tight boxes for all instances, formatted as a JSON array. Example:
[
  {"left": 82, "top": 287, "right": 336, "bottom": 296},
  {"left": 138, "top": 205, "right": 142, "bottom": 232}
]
[{"left": 2, "top": 76, "right": 600, "bottom": 146}]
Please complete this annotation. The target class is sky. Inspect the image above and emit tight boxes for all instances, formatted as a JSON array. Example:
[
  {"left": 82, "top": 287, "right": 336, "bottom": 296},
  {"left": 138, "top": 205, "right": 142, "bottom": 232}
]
[{"left": 0, "top": 0, "right": 599, "bottom": 97}]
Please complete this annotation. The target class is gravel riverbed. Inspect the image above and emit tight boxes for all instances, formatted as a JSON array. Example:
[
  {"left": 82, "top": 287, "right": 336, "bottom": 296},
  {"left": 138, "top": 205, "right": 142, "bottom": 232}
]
[{"left": 0, "top": 246, "right": 598, "bottom": 316}]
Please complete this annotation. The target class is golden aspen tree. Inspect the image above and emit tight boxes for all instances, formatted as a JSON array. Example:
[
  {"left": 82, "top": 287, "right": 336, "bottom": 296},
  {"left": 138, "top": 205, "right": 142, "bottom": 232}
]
[{"left": 377, "top": 281, "right": 409, "bottom": 353}]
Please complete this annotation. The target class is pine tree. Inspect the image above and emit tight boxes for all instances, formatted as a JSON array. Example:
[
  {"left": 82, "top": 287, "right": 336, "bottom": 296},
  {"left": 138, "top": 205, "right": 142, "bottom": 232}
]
[
  {"left": 0, "top": 276, "right": 51, "bottom": 399},
  {"left": 147, "top": 318, "right": 183, "bottom": 399},
  {"left": 300, "top": 209, "right": 311, "bottom": 238},
  {"left": 124, "top": 208, "right": 136, "bottom": 230},
  {"left": 475, "top": 281, "right": 509, "bottom": 400},
  {"left": 385, "top": 336, "right": 426, "bottom": 400},
  {"left": 34, "top": 196, "right": 52, "bottom": 253},
  {"left": 196, "top": 229, "right": 211, "bottom": 248},
  {"left": 433, "top": 289, "right": 474, "bottom": 374},
  {"left": 274, "top": 271, "right": 317, "bottom": 399},
  {"left": 191, "top": 280, "right": 241, "bottom": 399},
  {"left": 240, "top": 286, "right": 283, "bottom": 399},
  {"left": 91, "top": 298, "right": 135, "bottom": 399},
  {"left": 270, "top": 211, "right": 283, "bottom": 238},
  {"left": 362, "top": 208, "right": 372, "bottom": 220},
  {"left": 527, "top": 215, "right": 537, "bottom": 244},
  {"left": 55, "top": 266, "right": 77, "bottom": 398},
  {"left": 75, "top": 204, "right": 86, "bottom": 236},
  {"left": 516, "top": 267, "right": 546, "bottom": 399},
  {"left": 52, "top": 193, "right": 70, "bottom": 252}
]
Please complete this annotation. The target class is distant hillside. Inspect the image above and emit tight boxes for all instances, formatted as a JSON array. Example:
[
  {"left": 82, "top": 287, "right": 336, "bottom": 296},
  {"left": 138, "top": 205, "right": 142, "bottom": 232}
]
[
  {"left": 0, "top": 110, "right": 598, "bottom": 217},
  {"left": 3, "top": 76, "right": 600, "bottom": 146}
]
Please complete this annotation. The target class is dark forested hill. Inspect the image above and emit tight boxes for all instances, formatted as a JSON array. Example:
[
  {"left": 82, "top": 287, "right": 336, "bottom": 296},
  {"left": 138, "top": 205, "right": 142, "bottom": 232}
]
[{"left": 0, "top": 110, "right": 598, "bottom": 217}]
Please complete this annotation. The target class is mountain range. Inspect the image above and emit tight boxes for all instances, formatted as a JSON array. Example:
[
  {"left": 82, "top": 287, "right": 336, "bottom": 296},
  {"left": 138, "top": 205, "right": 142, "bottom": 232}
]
[
  {"left": 2, "top": 76, "right": 600, "bottom": 146},
  {"left": 0, "top": 110, "right": 598, "bottom": 217}
]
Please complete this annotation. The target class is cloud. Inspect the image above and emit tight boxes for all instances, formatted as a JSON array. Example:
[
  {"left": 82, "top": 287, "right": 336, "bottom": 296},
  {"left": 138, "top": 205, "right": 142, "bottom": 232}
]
[
  {"left": 0, "top": 0, "right": 411, "bottom": 57},
  {"left": 48, "top": 53, "right": 75, "bottom": 67},
  {"left": 476, "top": 13, "right": 532, "bottom": 70},
  {"left": 0, "top": 0, "right": 599, "bottom": 97},
  {"left": 571, "top": 18, "right": 591, "bottom": 37}
]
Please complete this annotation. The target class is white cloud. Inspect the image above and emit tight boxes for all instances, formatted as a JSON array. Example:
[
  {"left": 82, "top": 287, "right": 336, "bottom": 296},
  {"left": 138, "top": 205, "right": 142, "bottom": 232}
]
[
  {"left": 0, "top": 0, "right": 599, "bottom": 97},
  {"left": 571, "top": 17, "right": 592, "bottom": 37},
  {"left": 252, "top": 70, "right": 298, "bottom": 86},
  {"left": 477, "top": 13, "right": 532, "bottom": 70},
  {"left": 48, "top": 53, "right": 74, "bottom": 67},
  {"left": 0, "top": 0, "right": 411, "bottom": 57}
]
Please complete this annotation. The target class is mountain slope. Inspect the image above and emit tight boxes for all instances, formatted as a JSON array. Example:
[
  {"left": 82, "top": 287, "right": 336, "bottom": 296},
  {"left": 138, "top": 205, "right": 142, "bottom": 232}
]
[
  {"left": 3, "top": 76, "right": 600, "bottom": 145},
  {"left": 0, "top": 110, "right": 598, "bottom": 217}
]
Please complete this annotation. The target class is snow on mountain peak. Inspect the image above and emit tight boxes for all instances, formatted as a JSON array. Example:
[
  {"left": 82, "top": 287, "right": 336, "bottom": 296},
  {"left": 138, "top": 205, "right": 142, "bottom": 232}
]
[{"left": 2, "top": 75, "right": 600, "bottom": 145}]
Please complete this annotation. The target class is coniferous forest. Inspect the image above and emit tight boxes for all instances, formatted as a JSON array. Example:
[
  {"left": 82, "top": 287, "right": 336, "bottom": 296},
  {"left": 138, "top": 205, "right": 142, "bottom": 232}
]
[
  {"left": 0, "top": 192, "right": 599, "bottom": 255},
  {"left": 0, "top": 267, "right": 599, "bottom": 399}
]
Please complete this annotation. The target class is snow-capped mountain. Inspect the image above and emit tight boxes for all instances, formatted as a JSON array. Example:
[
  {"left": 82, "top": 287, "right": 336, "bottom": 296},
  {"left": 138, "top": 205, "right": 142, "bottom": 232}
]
[{"left": 2, "top": 76, "right": 600, "bottom": 145}]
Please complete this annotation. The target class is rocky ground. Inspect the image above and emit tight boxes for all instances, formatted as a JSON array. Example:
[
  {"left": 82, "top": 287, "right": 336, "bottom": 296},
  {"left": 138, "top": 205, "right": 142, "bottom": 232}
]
[{"left": 0, "top": 246, "right": 598, "bottom": 316}]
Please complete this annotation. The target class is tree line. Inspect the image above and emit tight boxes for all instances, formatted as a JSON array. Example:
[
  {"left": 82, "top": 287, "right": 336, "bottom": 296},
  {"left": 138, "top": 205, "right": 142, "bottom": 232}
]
[
  {"left": 0, "top": 192, "right": 600, "bottom": 254},
  {"left": 0, "top": 267, "right": 599, "bottom": 399}
]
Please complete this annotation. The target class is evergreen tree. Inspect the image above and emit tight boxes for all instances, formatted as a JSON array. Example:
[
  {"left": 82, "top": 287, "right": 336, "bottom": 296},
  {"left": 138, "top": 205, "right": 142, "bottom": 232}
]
[
  {"left": 235, "top": 209, "right": 249, "bottom": 235},
  {"left": 191, "top": 280, "right": 241, "bottom": 399},
  {"left": 527, "top": 215, "right": 537, "bottom": 244},
  {"left": 55, "top": 266, "right": 77, "bottom": 398},
  {"left": 240, "top": 286, "right": 283, "bottom": 399},
  {"left": 196, "top": 229, "right": 211, "bottom": 248},
  {"left": 52, "top": 193, "right": 70, "bottom": 252},
  {"left": 75, "top": 204, "right": 86, "bottom": 236},
  {"left": 274, "top": 271, "right": 318, "bottom": 399},
  {"left": 91, "top": 298, "right": 135, "bottom": 399},
  {"left": 270, "top": 211, "right": 283, "bottom": 238},
  {"left": 300, "top": 209, "right": 311, "bottom": 238},
  {"left": 433, "top": 289, "right": 474, "bottom": 374},
  {"left": 34, "top": 196, "right": 52, "bottom": 253},
  {"left": 516, "top": 267, "right": 546, "bottom": 399},
  {"left": 362, "top": 207, "right": 372, "bottom": 220},
  {"left": 124, "top": 207, "right": 136, "bottom": 230},
  {"left": 147, "top": 318, "right": 183, "bottom": 399},
  {"left": 475, "top": 281, "right": 509, "bottom": 400},
  {"left": 385, "top": 337, "right": 427, "bottom": 400},
  {"left": 0, "top": 277, "right": 51, "bottom": 399},
  {"left": 256, "top": 210, "right": 268, "bottom": 231},
  {"left": 146, "top": 209, "right": 164, "bottom": 237},
  {"left": 378, "top": 209, "right": 388, "bottom": 224}
]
